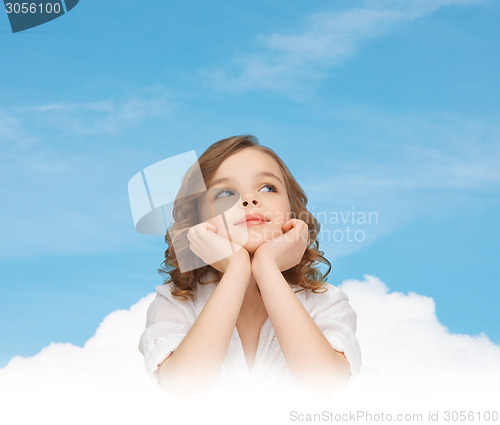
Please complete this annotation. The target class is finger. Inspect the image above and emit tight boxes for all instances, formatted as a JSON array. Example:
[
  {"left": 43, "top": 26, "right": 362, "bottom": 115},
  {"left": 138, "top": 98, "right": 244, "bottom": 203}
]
[
  {"left": 188, "top": 226, "right": 205, "bottom": 245},
  {"left": 297, "top": 221, "right": 309, "bottom": 242},
  {"left": 291, "top": 219, "right": 308, "bottom": 234},
  {"left": 191, "top": 222, "right": 208, "bottom": 238},
  {"left": 205, "top": 222, "right": 218, "bottom": 233},
  {"left": 186, "top": 226, "right": 196, "bottom": 243},
  {"left": 282, "top": 218, "right": 297, "bottom": 232},
  {"left": 283, "top": 218, "right": 308, "bottom": 234},
  {"left": 283, "top": 220, "right": 308, "bottom": 242},
  {"left": 188, "top": 224, "right": 207, "bottom": 246},
  {"left": 188, "top": 242, "right": 201, "bottom": 258}
]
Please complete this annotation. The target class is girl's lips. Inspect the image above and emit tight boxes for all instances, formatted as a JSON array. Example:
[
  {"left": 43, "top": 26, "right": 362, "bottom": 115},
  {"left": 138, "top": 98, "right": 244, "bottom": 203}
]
[
  {"left": 235, "top": 213, "right": 270, "bottom": 226},
  {"left": 243, "top": 219, "right": 268, "bottom": 227}
]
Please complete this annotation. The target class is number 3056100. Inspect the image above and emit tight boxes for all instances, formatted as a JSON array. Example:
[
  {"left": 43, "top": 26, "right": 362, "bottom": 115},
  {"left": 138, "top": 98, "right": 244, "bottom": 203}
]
[{"left": 5, "top": 2, "right": 62, "bottom": 14}]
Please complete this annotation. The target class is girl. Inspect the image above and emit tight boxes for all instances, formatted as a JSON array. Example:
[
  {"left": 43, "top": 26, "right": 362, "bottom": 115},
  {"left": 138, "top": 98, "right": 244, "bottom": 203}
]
[{"left": 138, "top": 135, "right": 361, "bottom": 394}]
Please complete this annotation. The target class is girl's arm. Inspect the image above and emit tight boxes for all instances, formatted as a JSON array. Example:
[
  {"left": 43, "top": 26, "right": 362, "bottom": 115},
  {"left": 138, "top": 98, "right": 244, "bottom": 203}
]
[
  {"left": 252, "top": 220, "right": 350, "bottom": 392},
  {"left": 157, "top": 223, "right": 252, "bottom": 394}
]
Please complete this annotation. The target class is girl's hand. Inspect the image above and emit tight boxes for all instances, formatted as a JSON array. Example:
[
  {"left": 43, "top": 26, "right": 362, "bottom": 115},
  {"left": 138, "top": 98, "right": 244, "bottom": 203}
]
[
  {"left": 252, "top": 218, "right": 309, "bottom": 272},
  {"left": 187, "top": 222, "right": 250, "bottom": 273}
]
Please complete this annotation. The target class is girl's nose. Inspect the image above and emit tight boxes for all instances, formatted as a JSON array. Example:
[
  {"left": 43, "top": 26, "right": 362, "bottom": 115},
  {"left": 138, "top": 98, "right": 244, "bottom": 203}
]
[{"left": 242, "top": 197, "right": 259, "bottom": 207}]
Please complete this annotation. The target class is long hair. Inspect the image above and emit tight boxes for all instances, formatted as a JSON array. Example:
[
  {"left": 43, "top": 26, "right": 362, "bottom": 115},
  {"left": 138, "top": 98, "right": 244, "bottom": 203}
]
[{"left": 159, "top": 135, "right": 331, "bottom": 300}]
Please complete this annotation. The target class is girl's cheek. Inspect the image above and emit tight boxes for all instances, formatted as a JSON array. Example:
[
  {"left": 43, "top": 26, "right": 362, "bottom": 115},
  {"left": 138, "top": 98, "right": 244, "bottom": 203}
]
[
  {"left": 273, "top": 206, "right": 292, "bottom": 226},
  {"left": 206, "top": 214, "right": 246, "bottom": 242}
]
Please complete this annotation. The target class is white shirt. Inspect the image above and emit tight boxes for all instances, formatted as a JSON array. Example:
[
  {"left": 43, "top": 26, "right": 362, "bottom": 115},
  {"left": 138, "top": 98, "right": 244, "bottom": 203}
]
[{"left": 138, "top": 277, "right": 361, "bottom": 387}]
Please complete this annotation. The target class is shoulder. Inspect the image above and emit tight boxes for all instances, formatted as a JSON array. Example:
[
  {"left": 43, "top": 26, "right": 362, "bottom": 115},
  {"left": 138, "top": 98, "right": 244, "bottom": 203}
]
[
  {"left": 154, "top": 282, "right": 183, "bottom": 301},
  {"left": 153, "top": 280, "right": 217, "bottom": 314},
  {"left": 154, "top": 282, "right": 175, "bottom": 298},
  {"left": 294, "top": 283, "right": 350, "bottom": 315}
]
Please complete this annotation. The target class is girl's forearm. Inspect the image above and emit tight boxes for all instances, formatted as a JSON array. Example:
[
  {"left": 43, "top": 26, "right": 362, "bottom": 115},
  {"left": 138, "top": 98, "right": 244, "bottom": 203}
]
[
  {"left": 253, "top": 259, "right": 350, "bottom": 391},
  {"left": 158, "top": 258, "right": 251, "bottom": 393}
]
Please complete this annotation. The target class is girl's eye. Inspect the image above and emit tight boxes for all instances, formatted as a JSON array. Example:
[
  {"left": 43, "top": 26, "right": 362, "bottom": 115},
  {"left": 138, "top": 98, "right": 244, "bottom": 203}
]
[
  {"left": 214, "top": 189, "right": 235, "bottom": 200},
  {"left": 259, "top": 184, "right": 277, "bottom": 193}
]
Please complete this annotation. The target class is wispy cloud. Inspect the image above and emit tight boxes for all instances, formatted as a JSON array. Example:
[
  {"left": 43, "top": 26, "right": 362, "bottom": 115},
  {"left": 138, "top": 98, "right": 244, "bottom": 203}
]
[
  {"left": 204, "top": 0, "right": 485, "bottom": 94},
  {"left": 21, "top": 92, "right": 175, "bottom": 136},
  {"left": 301, "top": 108, "right": 500, "bottom": 257},
  {"left": 0, "top": 109, "right": 37, "bottom": 149},
  {"left": 0, "top": 91, "right": 176, "bottom": 258},
  {"left": 27, "top": 101, "right": 114, "bottom": 112},
  {"left": 315, "top": 109, "right": 500, "bottom": 191}
]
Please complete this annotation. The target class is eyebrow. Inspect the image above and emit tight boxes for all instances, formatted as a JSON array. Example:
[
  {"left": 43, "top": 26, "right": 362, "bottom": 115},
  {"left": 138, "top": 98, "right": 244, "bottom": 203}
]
[{"left": 208, "top": 171, "right": 283, "bottom": 188}]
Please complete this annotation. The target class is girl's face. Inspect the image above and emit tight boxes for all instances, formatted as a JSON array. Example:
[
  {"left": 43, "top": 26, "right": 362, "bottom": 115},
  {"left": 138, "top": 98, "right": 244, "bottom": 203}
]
[{"left": 198, "top": 148, "right": 292, "bottom": 255}]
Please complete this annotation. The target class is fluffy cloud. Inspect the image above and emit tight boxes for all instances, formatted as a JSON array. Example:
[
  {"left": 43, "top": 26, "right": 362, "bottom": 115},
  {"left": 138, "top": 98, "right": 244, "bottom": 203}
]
[
  {"left": 1, "top": 275, "right": 499, "bottom": 425},
  {"left": 343, "top": 275, "right": 500, "bottom": 384}
]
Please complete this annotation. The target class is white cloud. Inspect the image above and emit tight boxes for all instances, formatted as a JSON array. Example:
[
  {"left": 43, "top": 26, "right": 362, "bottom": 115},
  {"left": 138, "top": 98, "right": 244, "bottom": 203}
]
[
  {"left": 0, "top": 92, "right": 174, "bottom": 258},
  {"left": 304, "top": 109, "right": 500, "bottom": 198},
  {"left": 1, "top": 275, "right": 499, "bottom": 424},
  {"left": 342, "top": 275, "right": 500, "bottom": 382},
  {"left": 300, "top": 108, "right": 500, "bottom": 257},
  {"left": 0, "top": 108, "right": 37, "bottom": 150},
  {"left": 204, "top": 0, "right": 485, "bottom": 94},
  {"left": 0, "top": 141, "right": 139, "bottom": 257},
  {"left": 21, "top": 92, "right": 175, "bottom": 136}
]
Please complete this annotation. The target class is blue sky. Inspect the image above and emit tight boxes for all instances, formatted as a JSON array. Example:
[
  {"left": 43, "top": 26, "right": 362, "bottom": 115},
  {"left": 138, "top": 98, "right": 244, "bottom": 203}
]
[{"left": 0, "top": 0, "right": 499, "bottom": 367}]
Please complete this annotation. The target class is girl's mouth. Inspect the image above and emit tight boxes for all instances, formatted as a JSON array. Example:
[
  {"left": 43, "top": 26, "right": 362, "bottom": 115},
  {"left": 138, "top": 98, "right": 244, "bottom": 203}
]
[
  {"left": 235, "top": 213, "right": 271, "bottom": 226},
  {"left": 244, "top": 219, "right": 268, "bottom": 227}
]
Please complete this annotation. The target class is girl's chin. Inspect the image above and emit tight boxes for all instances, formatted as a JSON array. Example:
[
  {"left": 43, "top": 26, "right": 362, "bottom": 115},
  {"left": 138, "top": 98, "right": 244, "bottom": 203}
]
[
  {"left": 241, "top": 238, "right": 268, "bottom": 255},
  {"left": 225, "top": 225, "right": 282, "bottom": 254}
]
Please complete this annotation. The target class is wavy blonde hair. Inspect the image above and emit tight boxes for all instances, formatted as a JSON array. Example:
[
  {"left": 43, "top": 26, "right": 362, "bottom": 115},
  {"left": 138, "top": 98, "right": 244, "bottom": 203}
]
[{"left": 159, "top": 135, "right": 331, "bottom": 300}]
